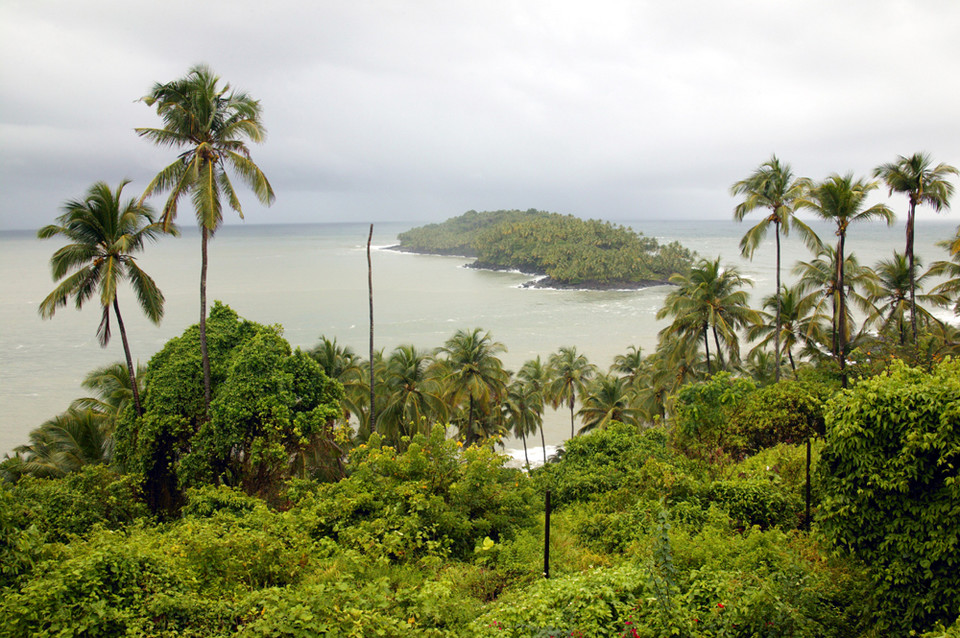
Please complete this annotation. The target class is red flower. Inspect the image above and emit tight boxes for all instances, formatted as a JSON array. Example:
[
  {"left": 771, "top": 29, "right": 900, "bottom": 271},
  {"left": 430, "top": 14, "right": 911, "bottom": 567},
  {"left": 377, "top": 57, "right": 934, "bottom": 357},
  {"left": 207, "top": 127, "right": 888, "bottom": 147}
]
[{"left": 717, "top": 603, "right": 725, "bottom": 609}]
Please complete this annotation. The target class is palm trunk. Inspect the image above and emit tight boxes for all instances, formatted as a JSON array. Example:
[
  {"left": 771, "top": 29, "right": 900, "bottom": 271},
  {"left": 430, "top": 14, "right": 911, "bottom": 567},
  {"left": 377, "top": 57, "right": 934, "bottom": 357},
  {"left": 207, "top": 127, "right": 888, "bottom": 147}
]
[
  {"left": 200, "top": 225, "right": 212, "bottom": 412},
  {"left": 569, "top": 394, "right": 575, "bottom": 438},
  {"left": 774, "top": 223, "right": 782, "bottom": 381},
  {"left": 712, "top": 324, "right": 723, "bottom": 369},
  {"left": 906, "top": 200, "right": 917, "bottom": 343},
  {"left": 367, "top": 224, "right": 376, "bottom": 432},
  {"left": 112, "top": 296, "right": 142, "bottom": 416},
  {"left": 540, "top": 421, "right": 547, "bottom": 465},
  {"left": 521, "top": 431, "right": 530, "bottom": 470},
  {"left": 703, "top": 324, "right": 711, "bottom": 372},
  {"left": 836, "top": 234, "right": 848, "bottom": 388}
]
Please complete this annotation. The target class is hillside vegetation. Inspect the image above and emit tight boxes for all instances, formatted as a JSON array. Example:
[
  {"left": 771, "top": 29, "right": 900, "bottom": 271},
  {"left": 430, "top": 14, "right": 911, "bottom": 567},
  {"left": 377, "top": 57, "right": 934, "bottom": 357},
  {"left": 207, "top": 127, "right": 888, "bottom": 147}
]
[{"left": 396, "top": 209, "right": 696, "bottom": 287}]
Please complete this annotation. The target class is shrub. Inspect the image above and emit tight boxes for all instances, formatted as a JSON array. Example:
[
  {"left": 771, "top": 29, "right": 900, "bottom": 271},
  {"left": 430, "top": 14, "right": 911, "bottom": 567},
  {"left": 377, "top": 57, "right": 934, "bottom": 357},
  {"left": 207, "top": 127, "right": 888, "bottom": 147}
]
[{"left": 818, "top": 358, "right": 960, "bottom": 634}]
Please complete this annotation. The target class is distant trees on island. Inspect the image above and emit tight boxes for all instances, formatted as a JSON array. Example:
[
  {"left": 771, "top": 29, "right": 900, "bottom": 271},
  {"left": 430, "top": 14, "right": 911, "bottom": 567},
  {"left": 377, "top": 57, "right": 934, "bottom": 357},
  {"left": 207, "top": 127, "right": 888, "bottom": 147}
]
[{"left": 396, "top": 209, "right": 697, "bottom": 287}]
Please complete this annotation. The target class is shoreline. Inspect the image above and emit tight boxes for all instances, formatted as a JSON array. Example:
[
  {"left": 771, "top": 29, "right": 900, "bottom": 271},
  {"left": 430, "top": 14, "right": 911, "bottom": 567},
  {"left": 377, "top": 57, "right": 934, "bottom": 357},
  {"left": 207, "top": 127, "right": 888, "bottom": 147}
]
[{"left": 385, "top": 245, "right": 672, "bottom": 291}]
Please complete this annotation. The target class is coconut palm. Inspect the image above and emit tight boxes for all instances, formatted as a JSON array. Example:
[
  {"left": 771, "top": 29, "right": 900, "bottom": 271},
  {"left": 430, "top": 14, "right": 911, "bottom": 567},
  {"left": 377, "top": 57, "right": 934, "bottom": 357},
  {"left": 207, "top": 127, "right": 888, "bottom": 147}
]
[
  {"left": 867, "top": 252, "right": 945, "bottom": 344},
  {"left": 747, "top": 283, "right": 820, "bottom": 375},
  {"left": 137, "top": 65, "right": 275, "bottom": 411},
  {"left": 874, "top": 153, "right": 958, "bottom": 341},
  {"left": 610, "top": 345, "right": 645, "bottom": 386},
  {"left": 503, "top": 379, "right": 543, "bottom": 470},
  {"left": 657, "top": 257, "right": 757, "bottom": 372},
  {"left": 377, "top": 345, "right": 446, "bottom": 444},
  {"left": 929, "top": 237, "right": 960, "bottom": 315},
  {"left": 799, "top": 174, "right": 895, "bottom": 385},
  {"left": 731, "top": 155, "right": 814, "bottom": 380},
  {"left": 437, "top": 328, "right": 508, "bottom": 447},
  {"left": 38, "top": 180, "right": 169, "bottom": 416},
  {"left": 547, "top": 346, "right": 598, "bottom": 439},
  {"left": 577, "top": 374, "right": 639, "bottom": 434},
  {"left": 1, "top": 408, "right": 112, "bottom": 481},
  {"left": 517, "top": 356, "right": 550, "bottom": 464}
]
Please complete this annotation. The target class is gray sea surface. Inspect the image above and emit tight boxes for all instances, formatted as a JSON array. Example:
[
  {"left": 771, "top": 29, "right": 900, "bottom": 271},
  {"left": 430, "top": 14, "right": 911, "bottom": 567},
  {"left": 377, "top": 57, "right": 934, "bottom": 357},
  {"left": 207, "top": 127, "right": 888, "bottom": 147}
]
[{"left": 2, "top": 218, "right": 956, "bottom": 459}]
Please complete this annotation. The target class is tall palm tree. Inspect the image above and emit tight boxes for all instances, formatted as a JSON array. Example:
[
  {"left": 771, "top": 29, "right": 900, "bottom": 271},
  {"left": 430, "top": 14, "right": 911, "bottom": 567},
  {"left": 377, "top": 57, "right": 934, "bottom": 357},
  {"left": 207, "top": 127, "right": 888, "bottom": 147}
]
[
  {"left": 731, "top": 155, "right": 813, "bottom": 380},
  {"left": 799, "top": 174, "right": 894, "bottom": 385},
  {"left": 517, "top": 356, "right": 550, "bottom": 464},
  {"left": 874, "top": 153, "right": 958, "bottom": 342},
  {"left": 547, "top": 346, "right": 598, "bottom": 439},
  {"left": 437, "top": 328, "right": 508, "bottom": 447},
  {"left": 577, "top": 374, "right": 639, "bottom": 434},
  {"left": 377, "top": 345, "right": 446, "bottom": 444},
  {"left": 38, "top": 180, "right": 169, "bottom": 416},
  {"left": 137, "top": 65, "right": 275, "bottom": 411},
  {"left": 657, "top": 257, "right": 757, "bottom": 372}
]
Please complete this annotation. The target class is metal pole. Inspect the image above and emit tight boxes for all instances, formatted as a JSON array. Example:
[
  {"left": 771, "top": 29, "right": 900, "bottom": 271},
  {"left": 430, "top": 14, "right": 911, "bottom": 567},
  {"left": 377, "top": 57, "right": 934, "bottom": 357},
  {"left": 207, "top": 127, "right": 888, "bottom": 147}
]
[
  {"left": 544, "top": 489, "right": 551, "bottom": 578},
  {"left": 805, "top": 437, "right": 812, "bottom": 531}
]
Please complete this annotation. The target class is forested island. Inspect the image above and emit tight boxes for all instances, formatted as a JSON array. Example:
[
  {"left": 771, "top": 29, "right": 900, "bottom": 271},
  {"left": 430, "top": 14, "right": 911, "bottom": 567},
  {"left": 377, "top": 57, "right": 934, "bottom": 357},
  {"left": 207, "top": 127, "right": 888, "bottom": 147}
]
[{"left": 394, "top": 209, "right": 697, "bottom": 288}]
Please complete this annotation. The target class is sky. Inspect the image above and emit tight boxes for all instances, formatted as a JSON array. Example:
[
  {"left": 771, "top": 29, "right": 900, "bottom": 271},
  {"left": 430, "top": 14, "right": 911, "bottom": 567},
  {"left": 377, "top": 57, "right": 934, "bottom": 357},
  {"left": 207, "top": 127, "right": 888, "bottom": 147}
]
[{"left": 1, "top": 0, "right": 959, "bottom": 231}]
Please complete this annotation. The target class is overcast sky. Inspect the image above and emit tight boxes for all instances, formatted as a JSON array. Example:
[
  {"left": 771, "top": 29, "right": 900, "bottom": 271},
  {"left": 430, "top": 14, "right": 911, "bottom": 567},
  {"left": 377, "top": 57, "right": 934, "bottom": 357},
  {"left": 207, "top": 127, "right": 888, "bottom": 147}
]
[{"left": 2, "top": 0, "right": 959, "bottom": 230}]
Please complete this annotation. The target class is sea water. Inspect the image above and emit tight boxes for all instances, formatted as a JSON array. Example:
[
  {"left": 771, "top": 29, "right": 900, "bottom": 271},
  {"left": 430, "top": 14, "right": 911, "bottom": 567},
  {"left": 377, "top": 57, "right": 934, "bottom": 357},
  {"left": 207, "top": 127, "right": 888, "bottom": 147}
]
[{"left": 1, "top": 218, "right": 956, "bottom": 459}]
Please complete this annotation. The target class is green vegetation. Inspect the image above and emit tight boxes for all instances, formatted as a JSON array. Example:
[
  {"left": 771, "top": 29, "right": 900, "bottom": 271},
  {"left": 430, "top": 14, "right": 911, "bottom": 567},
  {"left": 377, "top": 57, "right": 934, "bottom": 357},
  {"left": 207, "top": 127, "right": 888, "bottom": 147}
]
[
  {"left": 397, "top": 209, "right": 697, "bottom": 286},
  {"left": 8, "top": 70, "right": 960, "bottom": 637}
]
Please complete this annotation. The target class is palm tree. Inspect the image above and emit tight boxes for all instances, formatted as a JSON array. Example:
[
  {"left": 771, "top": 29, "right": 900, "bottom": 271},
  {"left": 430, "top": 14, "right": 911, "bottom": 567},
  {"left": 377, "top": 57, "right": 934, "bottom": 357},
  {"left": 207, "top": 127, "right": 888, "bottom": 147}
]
[
  {"left": 517, "top": 356, "right": 550, "bottom": 464},
  {"left": 799, "top": 174, "right": 894, "bottom": 386},
  {"left": 137, "top": 65, "right": 275, "bottom": 411},
  {"left": 503, "top": 379, "right": 543, "bottom": 470},
  {"left": 657, "top": 257, "right": 757, "bottom": 372},
  {"left": 929, "top": 236, "right": 960, "bottom": 315},
  {"left": 437, "top": 328, "right": 508, "bottom": 447},
  {"left": 731, "top": 155, "right": 813, "bottom": 380},
  {"left": 377, "top": 345, "right": 446, "bottom": 444},
  {"left": 747, "top": 283, "right": 820, "bottom": 375},
  {"left": 867, "top": 252, "right": 945, "bottom": 344},
  {"left": 547, "top": 346, "right": 597, "bottom": 439},
  {"left": 38, "top": 180, "right": 169, "bottom": 416},
  {"left": 2, "top": 408, "right": 112, "bottom": 481},
  {"left": 577, "top": 374, "right": 639, "bottom": 434},
  {"left": 610, "top": 345, "right": 645, "bottom": 386},
  {"left": 874, "top": 153, "right": 958, "bottom": 342}
]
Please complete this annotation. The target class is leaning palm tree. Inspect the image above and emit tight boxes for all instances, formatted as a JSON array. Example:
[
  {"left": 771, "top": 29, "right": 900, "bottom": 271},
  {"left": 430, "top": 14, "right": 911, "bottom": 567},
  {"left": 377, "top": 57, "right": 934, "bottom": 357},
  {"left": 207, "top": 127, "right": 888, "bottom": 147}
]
[
  {"left": 577, "top": 374, "right": 639, "bottom": 434},
  {"left": 547, "top": 346, "right": 598, "bottom": 439},
  {"left": 137, "top": 64, "right": 275, "bottom": 412},
  {"left": 3, "top": 408, "right": 112, "bottom": 481},
  {"left": 874, "top": 153, "right": 958, "bottom": 342},
  {"left": 731, "top": 155, "right": 814, "bottom": 380},
  {"left": 38, "top": 180, "right": 169, "bottom": 416},
  {"left": 799, "top": 174, "right": 895, "bottom": 386},
  {"left": 436, "top": 328, "right": 508, "bottom": 447},
  {"left": 503, "top": 379, "right": 543, "bottom": 470}
]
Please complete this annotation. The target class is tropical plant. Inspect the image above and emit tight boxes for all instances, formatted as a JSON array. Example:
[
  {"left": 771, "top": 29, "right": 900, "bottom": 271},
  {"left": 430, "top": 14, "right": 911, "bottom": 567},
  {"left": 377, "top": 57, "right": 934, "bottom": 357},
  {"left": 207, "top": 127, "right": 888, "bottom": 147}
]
[
  {"left": 502, "top": 380, "right": 542, "bottom": 469},
  {"left": 517, "top": 356, "right": 550, "bottom": 465},
  {"left": 657, "top": 257, "right": 757, "bottom": 372},
  {"left": 1, "top": 408, "right": 112, "bottom": 482},
  {"left": 377, "top": 345, "right": 446, "bottom": 445},
  {"left": 546, "top": 346, "right": 598, "bottom": 439},
  {"left": 137, "top": 64, "right": 275, "bottom": 412},
  {"left": 609, "top": 345, "right": 645, "bottom": 386},
  {"left": 38, "top": 180, "right": 169, "bottom": 416},
  {"left": 731, "top": 155, "right": 814, "bottom": 380},
  {"left": 576, "top": 374, "right": 638, "bottom": 434},
  {"left": 436, "top": 328, "right": 508, "bottom": 447},
  {"left": 929, "top": 234, "right": 960, "bottom": 315},
  {"left": 874, "top": 152, "right": 958, "bottom": 341},
  {"left": 747, "top": 283, "right": 821, "bottom": 375},
  {"left": 866, "top": 252, "right": 945, "bottom": 345},
  {"left": 798, "top": 174, "right": 894, "bottom": 385}
]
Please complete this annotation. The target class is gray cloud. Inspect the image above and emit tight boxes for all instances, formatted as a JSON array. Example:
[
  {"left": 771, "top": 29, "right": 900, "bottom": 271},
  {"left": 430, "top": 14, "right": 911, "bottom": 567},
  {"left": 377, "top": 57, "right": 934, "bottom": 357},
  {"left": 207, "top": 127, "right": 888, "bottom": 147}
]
[{"left": 2, "top": 0, "right": 959, "bottom": 230}]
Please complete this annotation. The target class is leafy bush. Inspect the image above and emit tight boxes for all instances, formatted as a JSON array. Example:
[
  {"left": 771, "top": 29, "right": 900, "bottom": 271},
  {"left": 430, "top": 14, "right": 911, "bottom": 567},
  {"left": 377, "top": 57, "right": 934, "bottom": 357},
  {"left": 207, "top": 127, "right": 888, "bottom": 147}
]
[
  {"left": 818, "top": 358, "right": 960, "bottom": 634},
  {"left": 673, "top": 373, "right": 757, "bottom": 459},
  {"left": 729, "top": 379, "right": 828, "bottom": 455}
]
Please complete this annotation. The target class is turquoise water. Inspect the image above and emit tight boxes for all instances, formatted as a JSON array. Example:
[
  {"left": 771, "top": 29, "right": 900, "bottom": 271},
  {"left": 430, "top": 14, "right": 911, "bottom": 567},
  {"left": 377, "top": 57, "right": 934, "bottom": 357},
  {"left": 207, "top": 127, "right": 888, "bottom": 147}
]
[{"left": 2, "top": 218, "right": 955, "bottom": 457}]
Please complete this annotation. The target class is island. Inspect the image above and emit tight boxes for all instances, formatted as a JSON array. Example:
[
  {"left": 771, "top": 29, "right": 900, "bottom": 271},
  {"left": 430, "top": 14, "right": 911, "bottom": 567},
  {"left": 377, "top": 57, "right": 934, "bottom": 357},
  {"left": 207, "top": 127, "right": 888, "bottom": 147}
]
[{"left": 393, "top": 209, "right": 696, "bottom": 289}]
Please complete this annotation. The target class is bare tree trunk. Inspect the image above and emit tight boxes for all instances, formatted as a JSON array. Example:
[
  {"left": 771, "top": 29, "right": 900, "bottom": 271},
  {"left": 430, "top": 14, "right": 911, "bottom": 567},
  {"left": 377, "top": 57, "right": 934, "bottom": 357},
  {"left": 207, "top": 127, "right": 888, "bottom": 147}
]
[
  {"left": 540, "top": 421, "right": 547, "bottom": 465},
  {"left": 367, "top": 224, "right": 376, "bottom": 432},
  {"left": 200, "top": 225, "right": 212, "bottom": 412},
  {"left": 774, "top": 223, "right": 782, "bottom": 381},
  {"left": 113, "top": 296, "right": 142, "bottom": 416}
]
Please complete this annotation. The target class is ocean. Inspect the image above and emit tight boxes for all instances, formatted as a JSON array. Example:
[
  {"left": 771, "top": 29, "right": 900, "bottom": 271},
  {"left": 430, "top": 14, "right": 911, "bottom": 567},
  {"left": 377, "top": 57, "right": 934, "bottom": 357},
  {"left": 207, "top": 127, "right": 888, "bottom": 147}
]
[{"left": 2, "top": 218, "right": 956, "bottom": 459}]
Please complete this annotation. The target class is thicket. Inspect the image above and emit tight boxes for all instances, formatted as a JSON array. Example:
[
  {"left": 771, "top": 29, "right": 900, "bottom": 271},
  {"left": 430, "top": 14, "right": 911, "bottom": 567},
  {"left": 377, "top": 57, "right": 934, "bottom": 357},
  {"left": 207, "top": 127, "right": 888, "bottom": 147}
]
[{"left": 396, "top": 209, "right": 696, "bottom": 285}]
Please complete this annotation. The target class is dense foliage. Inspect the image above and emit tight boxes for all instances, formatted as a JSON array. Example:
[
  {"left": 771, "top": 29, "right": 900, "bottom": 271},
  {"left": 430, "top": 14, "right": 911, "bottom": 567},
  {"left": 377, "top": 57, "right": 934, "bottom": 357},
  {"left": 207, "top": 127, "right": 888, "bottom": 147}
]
[
  {"left": 397, "top": 209, "right": 696, "bottom": 285},
  {"left": 818, "top": 358, "right": 960, "bottom": 634}
]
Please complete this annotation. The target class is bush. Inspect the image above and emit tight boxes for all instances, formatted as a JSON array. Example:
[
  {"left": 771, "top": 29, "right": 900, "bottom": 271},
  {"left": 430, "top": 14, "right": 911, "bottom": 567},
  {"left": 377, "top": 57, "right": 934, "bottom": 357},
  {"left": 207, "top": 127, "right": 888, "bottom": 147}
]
[{"left": 818, "top": 358, "right": 960, "bottom": 634}]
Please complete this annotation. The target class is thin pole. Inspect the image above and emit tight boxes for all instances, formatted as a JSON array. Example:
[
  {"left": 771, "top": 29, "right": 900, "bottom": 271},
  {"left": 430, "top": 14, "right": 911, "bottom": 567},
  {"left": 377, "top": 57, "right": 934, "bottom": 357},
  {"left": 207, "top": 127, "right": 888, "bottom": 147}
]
[
  {"left": 805, "top": 437, "right": 812, "bottom": 531},
  {"left": 544, "top": 489, "right": 551, "bottom": 578},
  {"left": 367, "top": 224, "right": 375, "bottom": 432}
]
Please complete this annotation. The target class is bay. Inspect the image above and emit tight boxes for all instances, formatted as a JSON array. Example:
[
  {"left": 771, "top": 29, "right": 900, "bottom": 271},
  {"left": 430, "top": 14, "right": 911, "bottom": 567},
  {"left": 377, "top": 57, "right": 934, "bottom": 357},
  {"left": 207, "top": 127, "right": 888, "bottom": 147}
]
[{"left": 1, "top": 218, "right": 956, "bottom": 459}]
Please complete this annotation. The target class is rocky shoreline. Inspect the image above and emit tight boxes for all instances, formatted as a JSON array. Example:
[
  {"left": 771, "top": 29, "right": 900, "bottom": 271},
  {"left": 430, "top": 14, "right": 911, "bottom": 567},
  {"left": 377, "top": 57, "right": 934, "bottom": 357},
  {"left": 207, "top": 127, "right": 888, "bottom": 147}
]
[{"left": 387, "top": 246, "right": 670, "bottom": 291}]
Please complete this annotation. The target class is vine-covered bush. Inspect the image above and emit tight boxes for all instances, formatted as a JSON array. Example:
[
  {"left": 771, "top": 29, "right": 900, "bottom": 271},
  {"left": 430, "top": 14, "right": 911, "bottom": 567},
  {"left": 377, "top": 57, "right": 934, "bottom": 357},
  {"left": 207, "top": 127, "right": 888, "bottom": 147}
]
[{"left": 818, "top": 358, "right": 960, "bottom": 635}]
